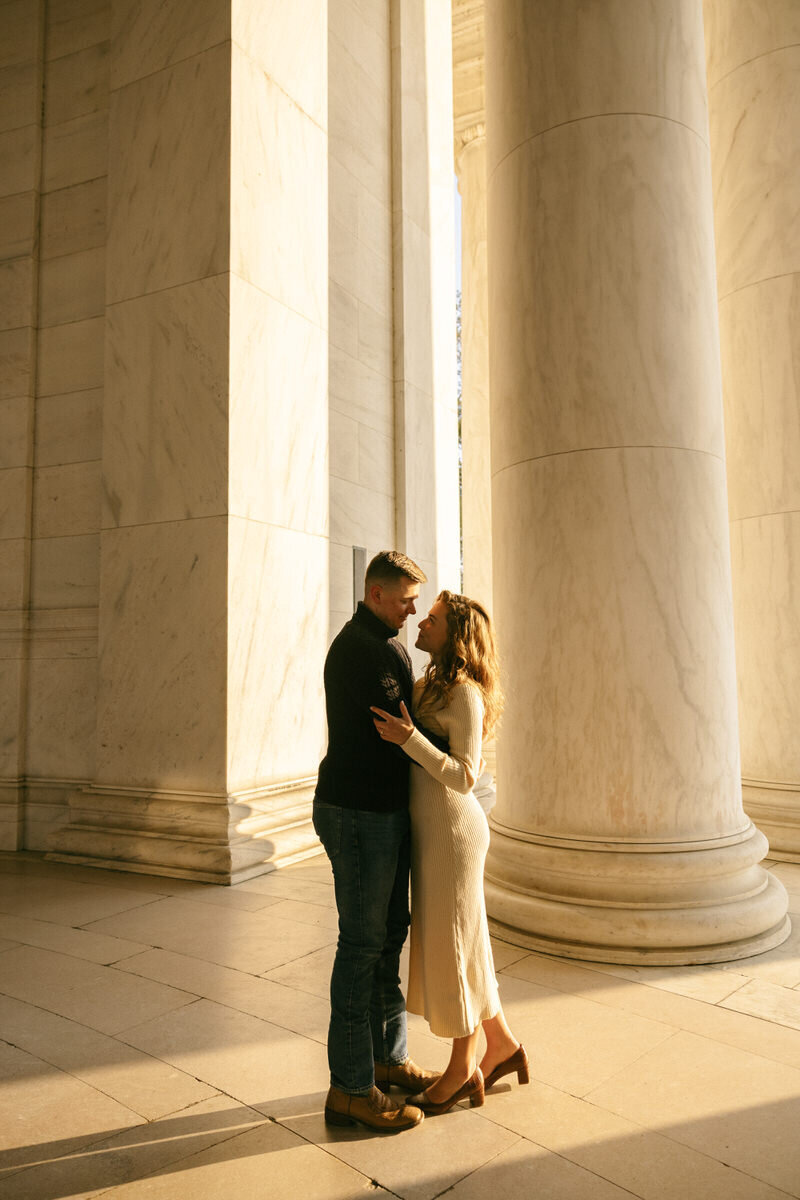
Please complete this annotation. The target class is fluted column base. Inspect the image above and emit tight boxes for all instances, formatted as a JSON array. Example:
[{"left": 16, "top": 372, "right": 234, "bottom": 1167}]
[
  {"left": 485, "top": 818, "right": 790, "bottom": 964},
  {"left": 744, "top": 782, "right": 800, "bottom": 865}
]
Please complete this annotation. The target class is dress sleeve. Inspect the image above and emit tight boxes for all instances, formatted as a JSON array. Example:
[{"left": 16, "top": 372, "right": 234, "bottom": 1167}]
[{"left": 402, "top": 683, "right": 483, "bottom": 794}]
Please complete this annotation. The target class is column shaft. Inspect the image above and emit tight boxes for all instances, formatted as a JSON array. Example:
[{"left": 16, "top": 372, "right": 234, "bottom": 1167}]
[
  {"left": 484, "top": 0, "right": 788, "bottom": 961},
  {"left": 705, "top": 0, "right": 800, "bottom": 861}
]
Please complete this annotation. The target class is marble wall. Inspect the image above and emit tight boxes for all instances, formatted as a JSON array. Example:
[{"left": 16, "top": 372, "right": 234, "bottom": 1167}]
[
  {"left": 26, "top": 0, "right": 108, "bottom": 846},
  {"left": 0, "top": 0, "right": 43, "bottom": 849},
  {"left": 0, "top": 0, "right": 105, "bottom": 848}
]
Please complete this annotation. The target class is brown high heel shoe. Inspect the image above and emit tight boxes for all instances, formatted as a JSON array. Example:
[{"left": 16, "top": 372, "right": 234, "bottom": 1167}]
[
  {"left": 406, "top": 1068, "right": 484, "bottom": 1115},
  {"left": 483, "top": 1044, "right": 530, "bottom": 1089}
]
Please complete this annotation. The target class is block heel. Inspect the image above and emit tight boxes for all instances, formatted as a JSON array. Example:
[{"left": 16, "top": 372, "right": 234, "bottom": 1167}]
[{"left": 483, "top": 1044, "right": 530, "bottom": 1090}]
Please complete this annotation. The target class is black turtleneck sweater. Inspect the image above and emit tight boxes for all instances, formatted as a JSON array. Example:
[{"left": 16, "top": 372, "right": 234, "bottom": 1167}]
[{"left": 315, "top": 602, "right": 416, "bottom": 812}]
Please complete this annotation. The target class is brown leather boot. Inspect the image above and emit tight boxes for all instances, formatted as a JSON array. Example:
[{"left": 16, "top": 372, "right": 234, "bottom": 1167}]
[
  {"left": 374, "top": 1057, "right": 441, "bottom": 1094},
  {"left": 324, "top": 1084, "right": 424, "bottom": 1132}
]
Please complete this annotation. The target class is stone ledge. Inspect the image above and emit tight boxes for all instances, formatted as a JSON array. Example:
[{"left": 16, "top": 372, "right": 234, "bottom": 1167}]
[{"left": 45, "top": 776, "right": 323, "bottom": 884}]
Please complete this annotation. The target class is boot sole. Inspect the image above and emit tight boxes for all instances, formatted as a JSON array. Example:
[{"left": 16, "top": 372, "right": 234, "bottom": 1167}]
[{"left": 324, "top": 1106, "right": 422, "bottom": 1133}]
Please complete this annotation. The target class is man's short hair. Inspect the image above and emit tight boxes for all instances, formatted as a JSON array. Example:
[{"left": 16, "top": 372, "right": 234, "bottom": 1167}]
[{"left": 364, "top": 550, "right": 427, "bottom": 589}]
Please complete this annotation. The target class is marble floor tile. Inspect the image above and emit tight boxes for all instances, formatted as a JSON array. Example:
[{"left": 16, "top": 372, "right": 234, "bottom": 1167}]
[
  {"left": 769, "top": 862, "right": 800, "bottom": 892},
  {"left": 119, "top": 998, "right": 329, "bottom": 1108},
  {"left": 578, "top": 959, "right": 752, "bottom": 1004},
  {"left": 1, "top": 1095, "right": 267, "bottom": 1200},
  {"left": 443, "top": 1135, "right": 640, "bottom": 1200},
  {"left": 503, "top": 950, "right": 800, "bottom": 1071},
  {"left": 84, "top": 897, "right": 336, "bottom": 974},
  {"left": 82, "top": 1116, "right": 391, "bottom": 1200},
  {"left": 720, "top": 977, "right": 800, "bottom": 1030},
  {"left": 488, "top": 971, "right": 676, "bottom": 1096},
  {"left": 0, "top": 874, "right": 163, "bottom": 926},
  {"left": 490, "top": 936, "right": 532, "bottom": 972},
  {"left": 711, "top": 920, "right": 800, "bottom": 988},
  {"left": 0, "top": 912, "right": 148, "bottom": 965},
  {"left": 264, "top": 897, "right": 341, "bottom": 931},
  {"left": 586, "top": 1030, "right": 800, "bottom": 1195},
  {"left": 0, "top": 994, "right": 216, "bottom": 1120},
  {"left": 0, "top": 946, "right": 197, "bottom": 1036},
  {"left": 0, "top": 1040, "right": 142, "bottom": 1175},
  {"left": 0, "top": 854, "right": 179, "bottom": 893},
  {"left": 4, "top": 854, "right": 799, "bottom": 1200},
  {"left": 475, "top": 1078, "right": 788, "bottom": 1200},
  {"left": 280, "top": 857, "right": 333, "bottom": 883},
  {"left": 282, "top": 1102, "right": 520, "bottom": 1200},
  {"left": 117, "top": 948, "right": 331, "bottom": 1042},
  {"left": 404, "top": 1021, "right": 454, "bottom": 1075},
  {"left": 233, "top": 871, "right": 334, "bottom": 906},
  {"left": 262, "top": 941, "right": 337, "bottom": 998},
  {"left": 154, "top": 884, "right": 282, "bottom": 913}
]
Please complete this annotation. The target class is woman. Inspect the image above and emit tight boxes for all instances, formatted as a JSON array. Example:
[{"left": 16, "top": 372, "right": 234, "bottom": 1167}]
[{"left": 371, "top": 590, "right": 528, "bottom": 1114}]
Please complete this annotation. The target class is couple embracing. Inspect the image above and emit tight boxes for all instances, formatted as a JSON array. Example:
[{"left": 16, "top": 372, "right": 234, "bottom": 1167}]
[{"left": 313, "top": 550, "right": 528, "bottom": 1132}]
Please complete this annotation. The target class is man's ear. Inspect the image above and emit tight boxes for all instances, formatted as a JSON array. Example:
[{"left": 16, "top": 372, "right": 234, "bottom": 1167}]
[{"left": 368, "top": 582, "right": 383, "bottom": 606}]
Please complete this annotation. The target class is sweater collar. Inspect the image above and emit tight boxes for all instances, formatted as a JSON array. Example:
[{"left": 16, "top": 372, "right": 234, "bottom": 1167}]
[{"left": 354, "top": 601, "right": 398, "bottom": 641}]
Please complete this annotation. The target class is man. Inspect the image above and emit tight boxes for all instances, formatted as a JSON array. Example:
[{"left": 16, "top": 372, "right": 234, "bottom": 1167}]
[{"left": 314, "top": 550, "right": 439, "bottom": 1132}]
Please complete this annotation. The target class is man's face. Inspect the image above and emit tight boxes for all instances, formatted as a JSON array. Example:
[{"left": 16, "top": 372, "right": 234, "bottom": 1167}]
[{"left": 372, "top": 578, "right": 419, "bottom": 632}]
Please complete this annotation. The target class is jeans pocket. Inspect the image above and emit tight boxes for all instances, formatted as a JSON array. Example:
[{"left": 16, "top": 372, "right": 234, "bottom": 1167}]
[{"left": 313, "top": 800, "right": 343, "bottom": 859}]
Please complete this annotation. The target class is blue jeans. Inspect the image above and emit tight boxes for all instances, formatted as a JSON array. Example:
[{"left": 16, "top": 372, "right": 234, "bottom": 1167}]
[{"left": 312, "top": 800, "right": 410, "bottom": 1095}]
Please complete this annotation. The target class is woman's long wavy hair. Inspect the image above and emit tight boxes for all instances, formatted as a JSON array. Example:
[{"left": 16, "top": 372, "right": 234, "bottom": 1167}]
[{"left": 419, "top": 590, "right": 503, "bottom": 738}]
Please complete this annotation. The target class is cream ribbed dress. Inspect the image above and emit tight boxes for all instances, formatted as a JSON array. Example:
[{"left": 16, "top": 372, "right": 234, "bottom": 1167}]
[{"left": 403, "top": 679, "right": 500, "bottom": 1037}]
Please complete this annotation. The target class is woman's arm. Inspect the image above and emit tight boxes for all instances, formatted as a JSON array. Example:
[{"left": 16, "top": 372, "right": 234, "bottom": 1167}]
[{"left": 372, "top": 683, "right": 483, "bottom": 794}]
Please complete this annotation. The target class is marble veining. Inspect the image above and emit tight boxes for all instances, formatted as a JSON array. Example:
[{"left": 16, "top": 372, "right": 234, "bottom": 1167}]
[
  {"left": 228, "top": 274, "right": 327, "bottom": 537},
  {"left": 95, "top": 519, "right": 228, "bottom": 793},
  {"left": 492, "top": 448, "right": 740, "bottom": 841},
  {"left": 486, "top": 0, "right": 709, "bottom": 177},
  {"left": 110, "top": 0, "right": 226, "bottom": 91},
  {"left": 709, "top": 47, "right": 800, "bottom": 298},
  {"left": 103, "top": 275, "right": 228, "bottom": 529},
  {"left": 226, "top": 520, "right": 328, "bottom": 793},
  {"left": 720, "top": 275, "right": 800, "bottom": 523},
  {"left": 730, "top": 513, "right": 800, "bottom": 784},
  {"left": 489, "top": 115, "right": 724, "bottom": 471},
  {"left": 233, "top": 0, "right": 326, "bottom": 128},
  {"left": 106, "top": 44, "right": 230, "bottom": 305},
  {"left": 231, "top": 46, "right": 326, "bottom": 330}
]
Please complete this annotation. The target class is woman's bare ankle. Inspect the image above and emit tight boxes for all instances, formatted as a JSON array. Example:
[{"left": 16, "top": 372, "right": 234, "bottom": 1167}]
[{"left": 480, "top": 1037, "right": 519, "bottom": 1071}]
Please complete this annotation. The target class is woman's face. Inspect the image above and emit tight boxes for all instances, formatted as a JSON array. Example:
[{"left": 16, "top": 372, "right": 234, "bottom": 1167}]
[{"left": 415, "top": 598, "right": 450, "bottom": 659}]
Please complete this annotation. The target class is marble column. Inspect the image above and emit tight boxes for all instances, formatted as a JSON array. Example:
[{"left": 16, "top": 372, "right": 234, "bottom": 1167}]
[
  {"left": 705, "top": 1, "right": 800, "bottom": 863},
  {"left": 484, "top": 0, "right": 789, "bottom": 962},
  {"left": 0, "top": 1, "right": 44, "bottom": 848},
  {"left": 456, "top": 124, "right": 492, "bottom": 611},
  {"left": 48, "top": 0, "right": 329, "bottom": 883}
]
